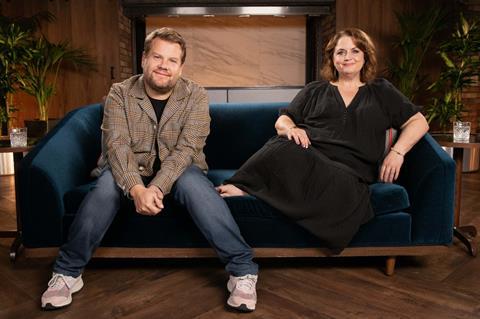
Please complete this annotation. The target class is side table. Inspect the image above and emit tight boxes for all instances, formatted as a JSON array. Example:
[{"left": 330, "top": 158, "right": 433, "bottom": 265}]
[
  {"left": 0, "top": 139, "right": 33, "bottom": 261},
  {"left": 433, "top": 133, "right": 479, "bottom": 256}
]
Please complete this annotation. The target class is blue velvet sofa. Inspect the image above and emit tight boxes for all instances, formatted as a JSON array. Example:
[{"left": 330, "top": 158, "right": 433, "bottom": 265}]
[{"left": 17, "top": 102, "right": 455, "bottom": 275}]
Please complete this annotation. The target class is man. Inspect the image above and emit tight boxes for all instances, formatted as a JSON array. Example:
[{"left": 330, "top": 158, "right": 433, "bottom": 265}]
[{"left": 41, "top": 28, "right": 259, "bottom": 312}]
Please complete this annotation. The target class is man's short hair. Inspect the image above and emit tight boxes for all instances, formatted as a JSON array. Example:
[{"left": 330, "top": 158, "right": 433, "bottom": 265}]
[{"left": 144, "top": 27, "right": 187, "bottom": 64}]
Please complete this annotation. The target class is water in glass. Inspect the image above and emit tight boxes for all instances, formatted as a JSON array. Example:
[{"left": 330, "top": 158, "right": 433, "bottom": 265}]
[
  {"left": 453, "top": 121, "right": 470, "bottom": 143},
  {"left": 10, "top": 127, "right": 28, "bottom": 147}
]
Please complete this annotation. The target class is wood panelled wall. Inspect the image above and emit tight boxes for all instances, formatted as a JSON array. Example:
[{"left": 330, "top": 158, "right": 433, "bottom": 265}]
[
  {"left": 463, "top": 1, "right": 480, "bottom": 133},
  {"left": 336, "top": 0, "right": 415, "bottom": 75},
  {"left": 1, "top": 0, "right": 124, "bottom": 126},
  {"left": 336, "top": 0, "right": 479, "bottom": 133},
  {"left": 2, "top": 0, "right": 478, "bottom": 132}
]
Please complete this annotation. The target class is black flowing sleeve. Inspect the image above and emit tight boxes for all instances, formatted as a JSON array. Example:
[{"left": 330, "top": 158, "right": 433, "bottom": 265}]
[
  {"left": 279, "top": 81, "right": 321, "bottom": 124},
  {"left": 375, "top": 78, "right": 421, "bottom": 129}
]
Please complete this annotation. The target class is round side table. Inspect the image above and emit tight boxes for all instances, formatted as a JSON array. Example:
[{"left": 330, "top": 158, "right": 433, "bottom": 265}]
[
  {"left": 0, "top": 138, "right": 33, "bottom": 261},
  {"left": 433, "top": 134, "right": 480, "bottom": 256}
]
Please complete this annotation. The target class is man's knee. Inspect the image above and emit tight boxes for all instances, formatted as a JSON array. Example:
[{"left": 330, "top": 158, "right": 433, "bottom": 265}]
[
  {"left": 173, "top": 165, "right": 215, "bottom": 202},
  {"left": 92, "top": 169, "right": 122, "bottom": 201},
  {"left": 175, "top": 166, "right": 211, "bottom": 191},
  {"left": 77, "top": 169, "right": 122, "bottom": 225}
]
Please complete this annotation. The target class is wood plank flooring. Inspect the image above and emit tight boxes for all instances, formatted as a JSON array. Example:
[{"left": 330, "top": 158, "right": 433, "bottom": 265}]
[{"left": 0, "top": 171, "right": 479, "bottom": 318}]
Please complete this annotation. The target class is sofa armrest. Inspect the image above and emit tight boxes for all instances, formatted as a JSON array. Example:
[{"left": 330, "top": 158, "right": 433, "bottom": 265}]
[
  {"left": 18, "top": 104, "right": 102, "bottom": 247},
  {"left": 398, "top": 134, "right": 455, "bottom": 245}
]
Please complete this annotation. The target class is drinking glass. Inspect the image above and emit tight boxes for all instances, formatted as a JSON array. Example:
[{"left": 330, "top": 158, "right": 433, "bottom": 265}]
[
  {"left": 9, "top": 127, "right": 28, "bottom": 147},
  {"left": 453, "top": 121, "right": 471, "bottom": 143}
]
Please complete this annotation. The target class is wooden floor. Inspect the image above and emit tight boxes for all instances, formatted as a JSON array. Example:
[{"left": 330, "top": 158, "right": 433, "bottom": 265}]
[{"left": 1, "top": 172, "right": 479, "bottom": 318}]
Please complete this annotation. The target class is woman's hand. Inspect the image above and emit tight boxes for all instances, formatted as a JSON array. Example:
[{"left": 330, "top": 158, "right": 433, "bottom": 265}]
[
  {"left": 379, "top": 112, "right": 429, "bottom": 183},
  {"left": 287, "top": 126, "right": 311, "bottom": 148},
  {"left": 379, "top": 150, "right": 404, "bottom": 183}
]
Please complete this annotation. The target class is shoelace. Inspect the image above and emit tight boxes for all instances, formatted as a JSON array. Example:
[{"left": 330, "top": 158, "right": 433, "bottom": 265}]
[
  {"left": 236, "top": 275, "right": 257, "bottom": 292},
  {"left": 48, "top": 274, "right": 71, "bottom": 290}
]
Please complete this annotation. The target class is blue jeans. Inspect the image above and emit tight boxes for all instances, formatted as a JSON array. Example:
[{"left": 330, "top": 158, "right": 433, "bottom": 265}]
[{"left": 53, "top": 166, "right": 258, "bottom": 277}]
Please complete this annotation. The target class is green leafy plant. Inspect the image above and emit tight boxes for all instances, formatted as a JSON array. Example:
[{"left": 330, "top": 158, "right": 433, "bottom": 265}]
[
  {"left": 387, "top": 6, "right": 446, "bottom": 102},
  {"left": 425, "top": 13, "right": 480, "bottom": 131},
  {"left": 0, "top": 12, "right": 53, "bottom": 134},
  {"left": 19, "top": 36, "right": 95, "bottom": 122}
]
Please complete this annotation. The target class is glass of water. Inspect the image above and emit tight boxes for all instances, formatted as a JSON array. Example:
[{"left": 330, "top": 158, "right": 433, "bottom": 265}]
[
  {"left": 453, "top": 121, "right": 471, "bottom": 143},
  {"left": 9, "top": 127, "right": 28, "bottom": 147}
]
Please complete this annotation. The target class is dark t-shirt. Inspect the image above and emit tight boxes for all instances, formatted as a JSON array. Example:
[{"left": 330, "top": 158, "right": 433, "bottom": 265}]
[
  {"left": 148, "top": 96, "right": 169, "bottom": 172},
  {"left": 148, "top": 96, "right": 168, "bottom": 122},
  {"left": 280, "top": 78, "right": 420, "bottom": 183}
]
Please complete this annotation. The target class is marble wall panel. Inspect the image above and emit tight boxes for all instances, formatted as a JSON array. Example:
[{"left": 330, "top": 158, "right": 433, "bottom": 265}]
[{"left": 147, "top": 16, "right": 306, "bottom": 87}]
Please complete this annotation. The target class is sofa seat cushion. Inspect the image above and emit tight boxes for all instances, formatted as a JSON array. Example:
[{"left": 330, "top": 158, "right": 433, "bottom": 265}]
[
  {"left": 62, "top": 198, "right": 211, "bottom": 248},
  {"left": 223, "top": 196, "right": 412, "bottom": 247},
  {"left": 206, "top": 169, "right": 409, "bottom": 216},
  {"left": 62, "top": 189, "right": 411, "bottom": 248},
  {"left": 65, "top": 171, "right": 410, "bottom": 218},
  {"left": 62, "top": 173, "right": 412, "bottom": 248},
  {"left": 369, "top": 183, "right": 410, "bottom": 215}
]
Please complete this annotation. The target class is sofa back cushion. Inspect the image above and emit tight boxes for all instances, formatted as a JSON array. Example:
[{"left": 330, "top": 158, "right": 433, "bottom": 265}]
[{"left": 205, "top": 102, "right": 288, "bottom": 169}]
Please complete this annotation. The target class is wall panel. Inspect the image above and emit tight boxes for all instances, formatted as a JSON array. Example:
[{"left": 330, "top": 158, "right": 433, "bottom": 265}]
[
  {"left": 1, "top": 0, "right": 122, "bottom": 126},
  {"left": 3, "top": 0, "right": 476, "bottom": 131},
  {"left": 335, "top": 0, "right": 414, "bottom": 74},
  {"left": 147, "top": 16, "right": 306, "bottom": 88}
]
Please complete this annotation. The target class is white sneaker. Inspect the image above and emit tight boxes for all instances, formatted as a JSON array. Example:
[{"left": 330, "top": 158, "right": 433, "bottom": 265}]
[
  {"left": 227, "top": 274, "right": 258, "bottom": 312},
  {"left": 41, "top": 273, "right": 84, "bottom": 310}
]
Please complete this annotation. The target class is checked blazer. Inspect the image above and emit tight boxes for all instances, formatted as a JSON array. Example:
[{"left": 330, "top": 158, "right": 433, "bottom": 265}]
[{"left": 97, "top": 74, "right": 210, "bottom": 195}]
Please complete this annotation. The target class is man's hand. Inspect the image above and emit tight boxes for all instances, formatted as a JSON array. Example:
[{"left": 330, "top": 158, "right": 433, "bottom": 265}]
[{"left": 129, "top": 184, "right": 164, "bottom": 215}]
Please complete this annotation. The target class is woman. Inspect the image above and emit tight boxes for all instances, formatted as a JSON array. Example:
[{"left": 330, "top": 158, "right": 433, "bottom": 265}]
[{"left": 217, "top": 28, "right": 429, "bottom": 250}]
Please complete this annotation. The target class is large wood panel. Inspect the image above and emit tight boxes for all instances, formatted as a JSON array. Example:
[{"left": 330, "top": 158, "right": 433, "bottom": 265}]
[{"left": 1, "top": 0, "right": 121, "bottom": 126}]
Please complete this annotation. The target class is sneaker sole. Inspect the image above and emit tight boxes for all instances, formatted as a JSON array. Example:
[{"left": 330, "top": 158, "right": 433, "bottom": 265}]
[
  {"left": 42, "top": 301, "right": 70, "bottom": 311},
  {"left": 227, "top": 295, "right": 256, "bottom": 312},
  {"left": 41, "top": 278, "right": 84, "bottom": 310},
  {"left": 227, "top": 301, "right": 255, "bottom": 313}
]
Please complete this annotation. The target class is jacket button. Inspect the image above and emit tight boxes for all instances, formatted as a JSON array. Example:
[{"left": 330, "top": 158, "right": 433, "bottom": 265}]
[{"left": 138, "top": 165, "right": 145, "bottom": 172}]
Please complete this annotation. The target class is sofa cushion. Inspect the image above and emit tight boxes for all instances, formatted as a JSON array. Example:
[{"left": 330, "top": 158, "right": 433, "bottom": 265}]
[
  {"left": 65, "top": 171, "right": 409, "bottom": 217},
  {"left": 369, "top": 182, "right": 410, "bottom": 215},
  {"left": 206, "top": 169, "right": 409, "bottom": 216},
  {"left": 205, "top": 103, "right": 287, "bottom": 169},
  {"left": 207, "top": 169, "right": 235, "bottom": 187},
  {"left": 64, "top": 169, "right": 410, "bottom": 245},
  {"left": 62, "top": 189, "right": 411, "bottom": 248}
]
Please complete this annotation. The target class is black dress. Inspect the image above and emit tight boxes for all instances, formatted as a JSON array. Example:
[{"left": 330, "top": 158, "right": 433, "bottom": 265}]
[{"left": 226, "top": 79, "right": 420, "bottom": 250}]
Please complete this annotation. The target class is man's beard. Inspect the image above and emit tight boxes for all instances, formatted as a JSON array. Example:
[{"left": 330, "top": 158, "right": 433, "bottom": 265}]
[{"left": 144, "top": 73, "right": 176, "bottom": 95}]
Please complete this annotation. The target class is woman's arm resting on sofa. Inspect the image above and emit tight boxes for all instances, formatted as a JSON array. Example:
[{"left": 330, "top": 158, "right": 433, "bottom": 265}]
[{"left": 380, "top": 113, "right": 429, "bottom": 183}]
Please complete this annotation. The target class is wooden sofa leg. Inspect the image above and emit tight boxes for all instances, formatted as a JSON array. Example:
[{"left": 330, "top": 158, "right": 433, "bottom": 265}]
[{"left": 385, "top": 256, "right": 396, "bottom": 276}]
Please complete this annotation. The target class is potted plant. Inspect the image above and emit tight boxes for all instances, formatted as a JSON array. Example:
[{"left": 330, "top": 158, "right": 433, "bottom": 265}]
[
  {"left": 0, "top": 12, "right": 52, "bottom": 135},
  {"left": 425, "top": 13, "right": 480, "bottom": 131},
  {"left": 387, "top": 7, "right": 446, "bottom": 103},
  {"left": 19, "top": 35, "right": 96, "bottom": 136}
]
